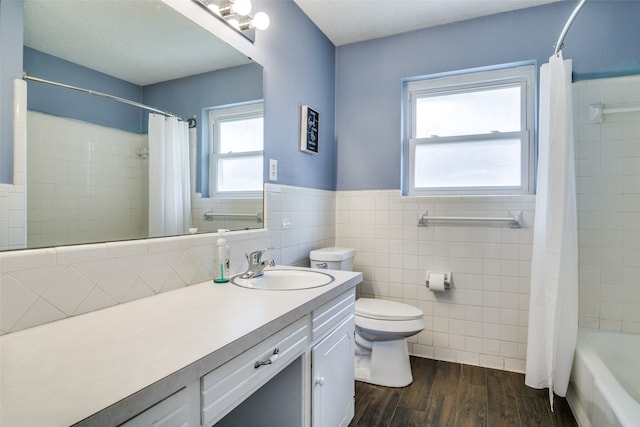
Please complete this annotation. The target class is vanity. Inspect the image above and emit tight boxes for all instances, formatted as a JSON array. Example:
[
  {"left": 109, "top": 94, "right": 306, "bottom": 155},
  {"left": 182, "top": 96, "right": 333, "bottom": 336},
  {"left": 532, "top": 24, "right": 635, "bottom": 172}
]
[{"left": 0, "top": 267, "right": 362, "bottom": 427}]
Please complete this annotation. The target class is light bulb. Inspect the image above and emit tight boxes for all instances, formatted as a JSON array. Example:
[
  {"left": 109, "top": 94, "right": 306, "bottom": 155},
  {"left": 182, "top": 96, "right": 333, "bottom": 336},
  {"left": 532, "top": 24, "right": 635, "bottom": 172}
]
[
  {"left": 252, "top": 11, "right": 270, "bottom": 30},
  {"left": 232, "top": 0, "right": 252, "bottom": 16},
  {"left": 227, "top": 18, "right": 240, "bottom": 29},
  {"left": 206, "top": 3, "right": 220, "bottom": 15}
]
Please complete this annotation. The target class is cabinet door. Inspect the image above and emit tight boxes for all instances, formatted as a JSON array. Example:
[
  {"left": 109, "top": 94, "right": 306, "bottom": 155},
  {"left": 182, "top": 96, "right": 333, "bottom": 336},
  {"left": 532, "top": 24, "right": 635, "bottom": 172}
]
[{"left": 312, "top": 315, "right": 355, "bottom": 427}]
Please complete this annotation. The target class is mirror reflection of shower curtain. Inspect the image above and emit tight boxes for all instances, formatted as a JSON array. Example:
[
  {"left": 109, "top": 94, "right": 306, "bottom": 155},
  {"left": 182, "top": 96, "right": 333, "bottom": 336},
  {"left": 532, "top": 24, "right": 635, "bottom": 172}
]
[{"left": 148, "top": 114, "right": 192, "bottom": 237}]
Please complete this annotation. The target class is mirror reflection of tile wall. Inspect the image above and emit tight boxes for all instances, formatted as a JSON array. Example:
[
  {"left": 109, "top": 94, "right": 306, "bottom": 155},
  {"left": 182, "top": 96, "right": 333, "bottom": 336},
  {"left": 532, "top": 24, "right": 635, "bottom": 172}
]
[
  {"left": 27, "top": 111, "right": 149, "bottom": 248},
  {"left": 0, "top": 80, "right": 27, "bottom": 250}
]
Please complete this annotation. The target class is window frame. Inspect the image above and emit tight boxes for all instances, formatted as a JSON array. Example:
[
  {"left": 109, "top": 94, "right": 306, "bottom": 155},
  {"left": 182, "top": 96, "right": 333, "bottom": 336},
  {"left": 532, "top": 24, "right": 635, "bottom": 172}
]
[
  {"left": 209, "top": 102, "right": 264, "bottom": 199},
  {"left": 402, "top": 64, "right": 536, "bottom": 196}
]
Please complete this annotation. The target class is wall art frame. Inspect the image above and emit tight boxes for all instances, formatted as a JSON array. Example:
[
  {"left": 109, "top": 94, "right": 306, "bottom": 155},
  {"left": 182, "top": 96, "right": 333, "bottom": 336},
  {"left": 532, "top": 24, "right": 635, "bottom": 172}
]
[{"left": 300, "top": 105, "right": 319, "bottom": 154}]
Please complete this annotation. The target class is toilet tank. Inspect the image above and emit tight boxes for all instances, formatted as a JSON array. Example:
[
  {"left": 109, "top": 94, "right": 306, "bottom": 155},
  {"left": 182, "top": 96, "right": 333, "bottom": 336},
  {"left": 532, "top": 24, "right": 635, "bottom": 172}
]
[{"left": 309, "top": 247, "right": 356, "bottom": 271}]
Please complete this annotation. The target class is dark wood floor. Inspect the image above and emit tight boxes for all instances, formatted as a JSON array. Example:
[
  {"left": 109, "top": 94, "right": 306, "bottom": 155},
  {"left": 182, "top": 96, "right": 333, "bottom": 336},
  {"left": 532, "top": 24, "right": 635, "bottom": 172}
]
[{"left": 349, "top": 357, "right": 577, "bottom": 427}]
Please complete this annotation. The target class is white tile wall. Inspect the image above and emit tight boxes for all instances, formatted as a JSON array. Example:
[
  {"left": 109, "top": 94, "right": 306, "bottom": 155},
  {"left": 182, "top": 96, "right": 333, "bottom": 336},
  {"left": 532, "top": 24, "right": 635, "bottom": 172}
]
[
  {"left": 191, "top": 194, "right": 264, "bottom": 233},
  {"left": 574, "top": 74, "right": 640, "bottom": 334},
  {"left": 0, "top": 184, "right": 335, "bottom": 334},
  {"left": 264, "top": 184, "right": 335, "bottom": 265},
  {"left": 336, "top": 190, "right": 535, "bottom": 373},
  {"left": 26, "top": 112, "right": 148, "bottom": 248},
  {"left": 0, "top": 79, "right": 27, "bottom": 250}
]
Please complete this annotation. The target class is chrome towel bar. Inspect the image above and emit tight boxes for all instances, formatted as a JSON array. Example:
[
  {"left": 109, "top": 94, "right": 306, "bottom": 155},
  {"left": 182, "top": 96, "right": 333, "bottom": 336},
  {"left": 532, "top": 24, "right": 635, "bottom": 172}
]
[{"left": 418, "top": 210, "right": 523, "bottom": 228}]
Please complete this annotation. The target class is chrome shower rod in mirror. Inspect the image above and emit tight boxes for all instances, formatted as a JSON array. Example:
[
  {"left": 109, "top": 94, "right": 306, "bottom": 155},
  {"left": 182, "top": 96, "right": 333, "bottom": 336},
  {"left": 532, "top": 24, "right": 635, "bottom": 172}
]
[{"left": 23, "top": 73, "right": 185, "bottom": 120}]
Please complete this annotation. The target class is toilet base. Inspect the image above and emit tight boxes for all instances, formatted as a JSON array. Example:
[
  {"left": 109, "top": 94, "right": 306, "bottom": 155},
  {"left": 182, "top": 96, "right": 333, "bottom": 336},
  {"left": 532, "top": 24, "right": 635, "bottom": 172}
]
[{"left": 354, "top": 337, "right": 413, "bottom": 387}]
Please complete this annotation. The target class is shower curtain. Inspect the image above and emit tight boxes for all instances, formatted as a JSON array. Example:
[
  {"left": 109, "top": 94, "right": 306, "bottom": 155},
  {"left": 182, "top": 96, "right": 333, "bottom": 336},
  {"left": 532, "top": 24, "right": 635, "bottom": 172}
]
[
  {"left": 525, "top": 53, "right": 578, "bottom": 409},
  {"left": 148, "top": 114, "right": 192, "bottom": 237}
]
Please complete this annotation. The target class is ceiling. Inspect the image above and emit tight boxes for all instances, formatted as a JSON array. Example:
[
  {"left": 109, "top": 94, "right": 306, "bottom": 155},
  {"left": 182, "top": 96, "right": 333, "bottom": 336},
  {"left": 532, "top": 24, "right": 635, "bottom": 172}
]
[
  {"left": 293, "top": 0, "right": 564, "bottom": 46},
  {"left": 23, "top": 0, "right": 251, "bottom": 86}
]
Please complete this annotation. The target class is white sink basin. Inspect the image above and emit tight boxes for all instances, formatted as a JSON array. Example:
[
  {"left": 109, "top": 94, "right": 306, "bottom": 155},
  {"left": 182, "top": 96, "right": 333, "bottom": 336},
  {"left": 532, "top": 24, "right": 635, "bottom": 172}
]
[{"left": 231, "top": 268, "right": 335, "bottom": 290}]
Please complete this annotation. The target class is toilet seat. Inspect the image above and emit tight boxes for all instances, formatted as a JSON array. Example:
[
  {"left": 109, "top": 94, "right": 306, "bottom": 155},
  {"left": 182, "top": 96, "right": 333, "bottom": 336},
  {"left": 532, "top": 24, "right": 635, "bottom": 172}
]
[
  {"left": 356, "top": 298, "right": 423, "bottom": 321},
  {"left": 356, "top": 316, "right": 426, "bottom": 337}
]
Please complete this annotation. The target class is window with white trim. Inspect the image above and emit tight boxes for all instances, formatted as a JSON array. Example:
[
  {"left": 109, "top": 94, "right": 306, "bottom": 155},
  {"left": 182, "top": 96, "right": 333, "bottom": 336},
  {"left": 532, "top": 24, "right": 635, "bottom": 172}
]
[
  {"left": 403, "top": 65, "right": 535, "bottom": 196},
  {"left": 209, "top": 102, "right": 263, "bottom": 198}
]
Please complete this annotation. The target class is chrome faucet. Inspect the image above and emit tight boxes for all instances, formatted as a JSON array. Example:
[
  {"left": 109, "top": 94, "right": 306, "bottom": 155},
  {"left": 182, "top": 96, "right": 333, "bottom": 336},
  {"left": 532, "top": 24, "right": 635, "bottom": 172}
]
[{"left": 240, "top": 248, "right": 275, "bottom": 279}]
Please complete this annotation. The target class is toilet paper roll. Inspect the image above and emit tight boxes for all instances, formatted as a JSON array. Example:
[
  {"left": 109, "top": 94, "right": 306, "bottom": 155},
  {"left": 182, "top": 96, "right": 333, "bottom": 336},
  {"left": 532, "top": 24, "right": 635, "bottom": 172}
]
[{"left": 429, "top": 272, "right": 446, "bottom": 292}]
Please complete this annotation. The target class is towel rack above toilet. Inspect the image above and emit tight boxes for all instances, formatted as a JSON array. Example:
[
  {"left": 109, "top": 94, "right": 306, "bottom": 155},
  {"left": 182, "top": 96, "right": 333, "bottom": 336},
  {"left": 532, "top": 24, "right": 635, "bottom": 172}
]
[{"left": 418, "top": 210, "right": 523, "bottom": 228}]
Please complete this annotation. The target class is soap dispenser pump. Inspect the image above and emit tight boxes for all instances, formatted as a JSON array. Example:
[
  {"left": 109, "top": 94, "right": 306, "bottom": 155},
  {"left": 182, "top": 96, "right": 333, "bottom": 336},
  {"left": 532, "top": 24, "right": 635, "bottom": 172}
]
[{"left": 214, "top": 229, "right": 230, "bottom": 283}]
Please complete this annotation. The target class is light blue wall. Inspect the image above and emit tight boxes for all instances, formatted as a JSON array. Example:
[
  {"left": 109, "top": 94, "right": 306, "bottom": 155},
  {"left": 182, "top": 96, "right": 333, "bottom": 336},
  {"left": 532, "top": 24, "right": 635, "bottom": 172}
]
[
  {"left": 335, "top": 1, "right": 640, "bottom": 190},
  {"left": 256, "top": 0, "right": 336, "bottom": 190}
]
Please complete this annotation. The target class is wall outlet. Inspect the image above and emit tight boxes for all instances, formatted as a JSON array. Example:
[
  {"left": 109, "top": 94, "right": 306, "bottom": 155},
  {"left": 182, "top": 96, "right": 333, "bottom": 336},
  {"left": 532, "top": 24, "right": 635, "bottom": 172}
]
[{"left": 269, "top": 159, "right": 278, "bottom": 181}]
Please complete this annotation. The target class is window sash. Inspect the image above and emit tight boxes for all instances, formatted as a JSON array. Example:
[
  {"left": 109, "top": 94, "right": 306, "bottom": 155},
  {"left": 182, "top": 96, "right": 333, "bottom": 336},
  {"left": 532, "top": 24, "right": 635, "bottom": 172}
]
[
  {"left": 403, "top": 65, "right": 535, "bottom": 196},
  {"left": 214, "top": 112, "right": 263, "bottom": 154},
  {"left": 408, "top": 131, "right": 529, "bottom": 196},
  {"left": 209, "top": 103, "right": 263, "bottom": 198},
  {"left": 213, "top": 153, "right": 263, "bottom": 195},
  {"left": 412, "top": 83, "right": 524, "bottom": 138}
]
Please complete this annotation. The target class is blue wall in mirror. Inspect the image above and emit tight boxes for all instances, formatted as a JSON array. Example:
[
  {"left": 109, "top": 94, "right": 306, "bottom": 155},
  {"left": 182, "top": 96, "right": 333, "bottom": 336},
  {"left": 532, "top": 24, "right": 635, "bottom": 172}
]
[
  {"left": 24, "top": 48, "right": 144, "bottom": 133},
  {"left": 22, "top": 47, "right": 263, "bottom": 197}
]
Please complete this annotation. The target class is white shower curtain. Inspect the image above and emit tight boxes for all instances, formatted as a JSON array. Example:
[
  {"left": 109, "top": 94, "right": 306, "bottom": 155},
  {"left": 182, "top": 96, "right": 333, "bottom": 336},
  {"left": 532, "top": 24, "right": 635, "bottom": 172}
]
[
  {"left": 525, "top": 52, "right": 578, "bottom": 409},
  {"left": 148, "top": 114, "right": 192, "bottom": 237}
]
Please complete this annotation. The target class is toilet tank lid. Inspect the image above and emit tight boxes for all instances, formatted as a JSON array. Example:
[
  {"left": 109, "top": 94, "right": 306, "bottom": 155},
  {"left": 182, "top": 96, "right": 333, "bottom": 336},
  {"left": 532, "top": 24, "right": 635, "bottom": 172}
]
[
  {"left": 356, "top": 298, "right": 423, "bottom": 321},
  {"left": 309, "top": 247, "right": 355, "bottom": 261}
]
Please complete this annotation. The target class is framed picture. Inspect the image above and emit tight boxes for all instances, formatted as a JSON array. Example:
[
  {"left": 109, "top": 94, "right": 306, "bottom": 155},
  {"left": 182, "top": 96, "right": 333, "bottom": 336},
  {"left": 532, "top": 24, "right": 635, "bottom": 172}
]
[{"left": 300, "top": 105, "right": 319, "bottom": 154}]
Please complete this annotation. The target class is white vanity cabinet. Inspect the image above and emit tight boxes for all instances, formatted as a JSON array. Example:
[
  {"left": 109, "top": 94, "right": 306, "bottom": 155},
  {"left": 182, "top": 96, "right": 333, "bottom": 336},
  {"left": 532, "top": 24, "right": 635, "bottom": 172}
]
[
  {"left": 311, "top": 290, "right": 356, "bottom": 427},
  {"left": 210, "top": 288, "right": 356, "bottom": 427},
  {"left": 311, "top": 315, "right": 355, "bottom": 427},
  {"left": 0, "top": 270, "right": 362, "bottom": 427}
]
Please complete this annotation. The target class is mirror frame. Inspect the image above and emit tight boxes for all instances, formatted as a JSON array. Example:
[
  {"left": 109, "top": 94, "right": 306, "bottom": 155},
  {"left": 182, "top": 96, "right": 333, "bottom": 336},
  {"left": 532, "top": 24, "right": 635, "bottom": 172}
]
[{"left": 6, "top": 0, "right": 268, "bottom": 251}]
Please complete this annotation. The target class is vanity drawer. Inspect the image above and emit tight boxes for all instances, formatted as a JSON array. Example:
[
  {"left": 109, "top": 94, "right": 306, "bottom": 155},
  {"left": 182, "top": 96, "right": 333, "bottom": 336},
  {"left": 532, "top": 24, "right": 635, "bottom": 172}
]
[
  {"left": 119, "top": 388, "right": 189, "bottom": 427},
  {"left": 200, "top": 317, "right": 309, "bottom": 426},
  {"left": 312, "top": 289, "right": 355, "bottom": 341}
]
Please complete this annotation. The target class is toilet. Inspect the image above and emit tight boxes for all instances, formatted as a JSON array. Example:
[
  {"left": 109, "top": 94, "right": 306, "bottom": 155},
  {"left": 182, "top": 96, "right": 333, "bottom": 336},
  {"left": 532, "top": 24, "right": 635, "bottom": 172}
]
[{"left": 309, "top": 247, "right": 426, "bottom": 388}]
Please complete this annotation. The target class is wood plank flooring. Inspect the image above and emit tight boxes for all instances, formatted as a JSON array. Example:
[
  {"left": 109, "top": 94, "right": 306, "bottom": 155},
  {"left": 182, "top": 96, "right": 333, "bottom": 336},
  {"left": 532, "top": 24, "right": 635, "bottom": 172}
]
[{"left": 349, "top": 357, "right": 577, "bottom": 427}]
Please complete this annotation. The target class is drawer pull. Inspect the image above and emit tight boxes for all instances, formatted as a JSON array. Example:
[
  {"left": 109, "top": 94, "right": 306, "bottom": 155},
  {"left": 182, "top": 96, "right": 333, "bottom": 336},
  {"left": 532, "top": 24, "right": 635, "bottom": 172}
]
[
  {"left": 254, "top": 348, "right": 279, "bottom": 369},
  {"left": 315, "top": 376, "right": 325, "bottom": 386}
]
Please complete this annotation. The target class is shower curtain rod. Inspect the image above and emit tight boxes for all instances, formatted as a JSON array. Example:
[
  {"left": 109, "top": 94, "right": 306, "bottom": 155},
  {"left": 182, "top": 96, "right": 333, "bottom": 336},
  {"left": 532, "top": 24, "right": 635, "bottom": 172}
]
[
  {"left": 22, "top": 73, "right": 185, "bottom": 121},
  {"left": 554, "top": 0, "right": 588, "bottom": 56}
]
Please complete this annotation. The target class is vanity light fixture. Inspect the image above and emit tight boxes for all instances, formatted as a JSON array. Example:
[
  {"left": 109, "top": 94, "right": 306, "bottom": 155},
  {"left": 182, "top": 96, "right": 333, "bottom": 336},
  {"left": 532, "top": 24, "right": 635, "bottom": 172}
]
[
  {"left": 207, "top": 0, "right": 251, "bottom": 17},
  {"left": 197, "top": 0, "right": 270, "bottom": 41},
  {"left": 237, "top": 11, "right": 270, "bottom": 31}
]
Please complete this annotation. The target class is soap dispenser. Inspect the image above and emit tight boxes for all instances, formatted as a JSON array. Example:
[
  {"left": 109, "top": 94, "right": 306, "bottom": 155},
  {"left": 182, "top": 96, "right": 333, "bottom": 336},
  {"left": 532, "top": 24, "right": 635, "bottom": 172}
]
[{"left": 214, "top": 229, "right": 230, "bottom": 283}]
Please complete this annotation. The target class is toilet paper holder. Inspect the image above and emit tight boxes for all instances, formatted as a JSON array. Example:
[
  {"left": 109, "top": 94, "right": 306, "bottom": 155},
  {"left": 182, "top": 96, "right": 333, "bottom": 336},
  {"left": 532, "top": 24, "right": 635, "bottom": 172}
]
[{"left": 426, "top": 271, "right": 451, "bottom": 289}]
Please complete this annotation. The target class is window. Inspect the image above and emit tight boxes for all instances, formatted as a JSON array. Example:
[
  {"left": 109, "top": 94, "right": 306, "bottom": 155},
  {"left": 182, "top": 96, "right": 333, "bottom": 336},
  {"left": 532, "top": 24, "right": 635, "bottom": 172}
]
[
  {"left": 209, "top": 102, "right": 263, "bottom": 197},
  {"left": 403, "top": 65, "right": 535, "bottom": 196}
]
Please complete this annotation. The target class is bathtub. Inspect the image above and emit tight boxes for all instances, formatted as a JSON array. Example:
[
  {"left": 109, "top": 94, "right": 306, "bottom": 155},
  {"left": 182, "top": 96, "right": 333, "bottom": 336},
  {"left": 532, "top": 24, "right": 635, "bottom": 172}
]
[{"left": 567, "top": 329, "right": 640, "bottom": 427}]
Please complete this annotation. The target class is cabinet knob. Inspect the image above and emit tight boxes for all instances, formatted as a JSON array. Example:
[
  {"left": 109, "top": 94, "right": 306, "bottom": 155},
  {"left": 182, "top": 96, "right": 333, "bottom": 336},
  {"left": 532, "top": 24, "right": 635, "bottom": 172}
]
[{"left": 315, "top": 376, "right": 325, "bottom": 386}]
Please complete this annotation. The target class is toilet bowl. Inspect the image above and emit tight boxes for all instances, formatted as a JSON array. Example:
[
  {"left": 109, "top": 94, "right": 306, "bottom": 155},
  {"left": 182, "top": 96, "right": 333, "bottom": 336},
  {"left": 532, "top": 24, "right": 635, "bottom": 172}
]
[
  {"left": 309, "top": 247, "right": 426, "bottom": 388},
  {"left": 354, "top": 298, "right": 426, "bottom": 387}
]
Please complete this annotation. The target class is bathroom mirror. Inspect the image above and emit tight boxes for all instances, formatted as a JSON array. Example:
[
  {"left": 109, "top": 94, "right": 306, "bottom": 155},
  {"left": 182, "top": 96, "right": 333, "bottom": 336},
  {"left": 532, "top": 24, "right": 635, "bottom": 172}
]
[{"left": 20, "top": 0, "right": 264, "bottom": 249}]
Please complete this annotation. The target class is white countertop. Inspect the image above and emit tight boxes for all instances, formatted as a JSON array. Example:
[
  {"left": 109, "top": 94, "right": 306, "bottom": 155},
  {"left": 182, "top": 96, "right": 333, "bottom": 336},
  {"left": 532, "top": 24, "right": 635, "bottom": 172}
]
[{"left": 0, "top": 267, "right": 362, "bottom": 427}]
